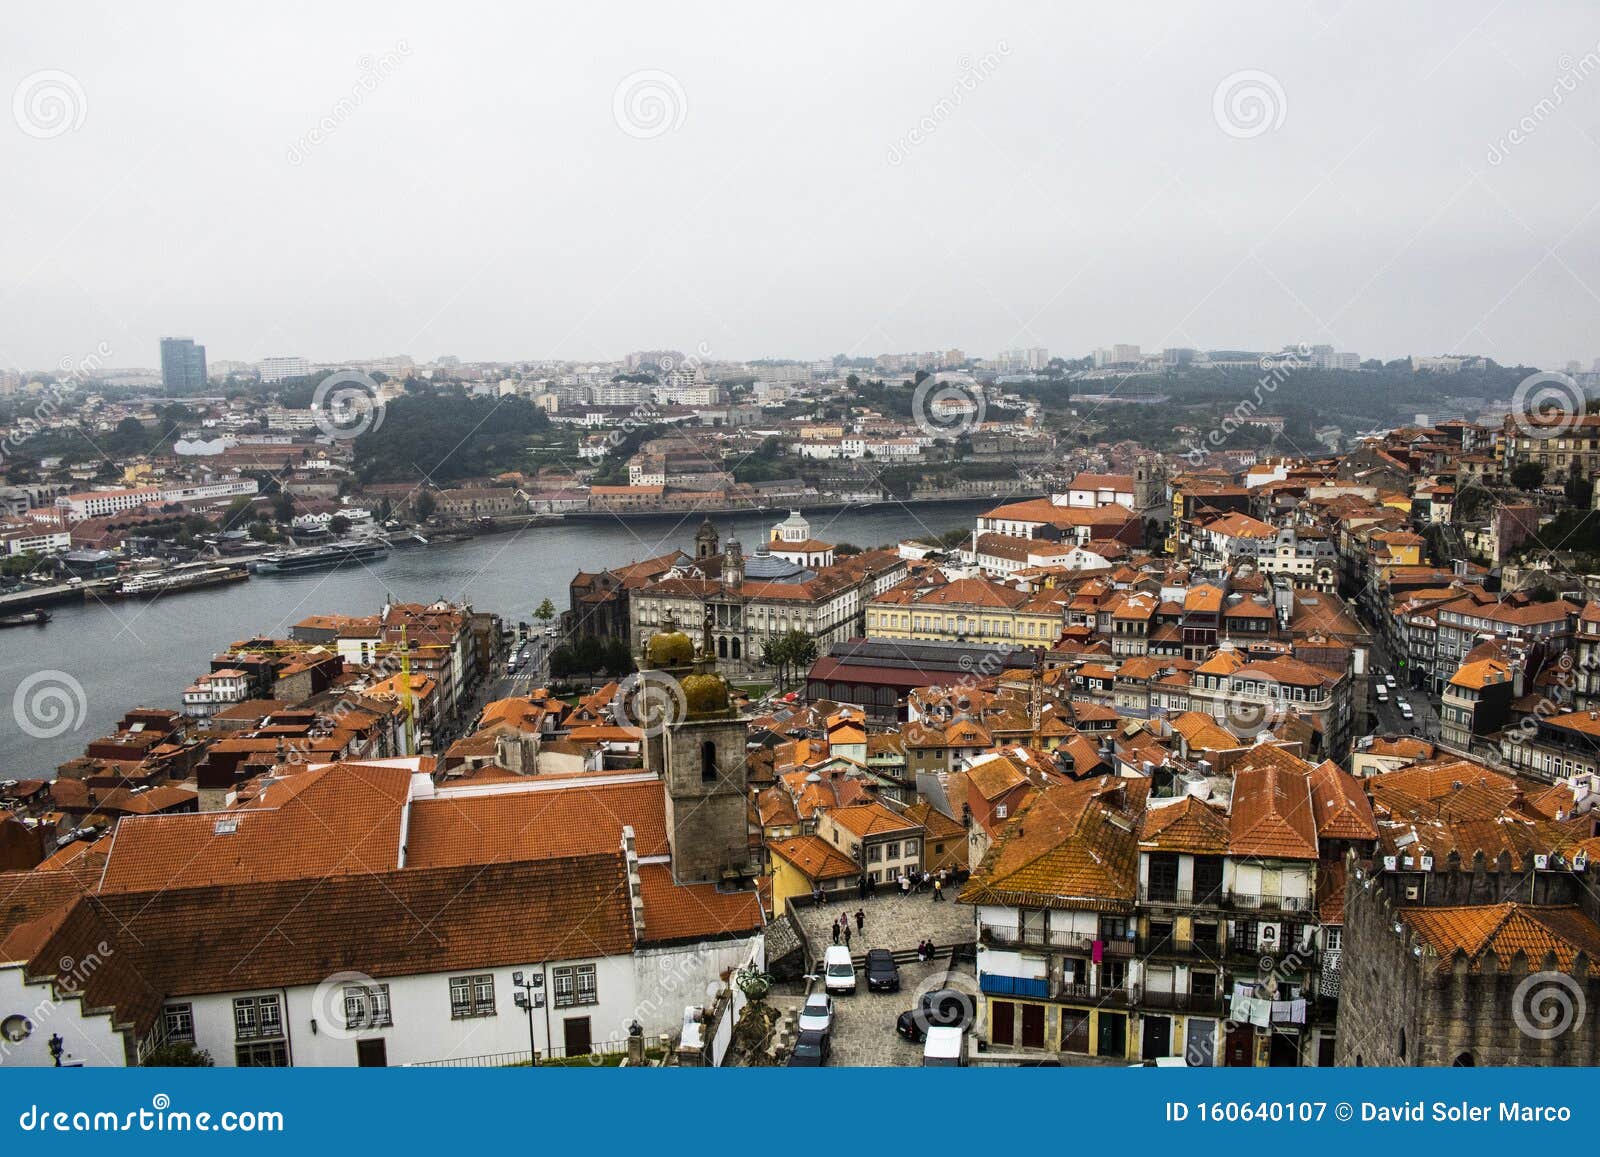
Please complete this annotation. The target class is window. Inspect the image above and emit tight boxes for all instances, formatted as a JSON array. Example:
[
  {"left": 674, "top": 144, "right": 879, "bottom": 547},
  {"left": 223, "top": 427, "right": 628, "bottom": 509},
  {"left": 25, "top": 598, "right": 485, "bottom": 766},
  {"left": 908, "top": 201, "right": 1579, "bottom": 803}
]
[
  {"left": 903, "top": 838, "right": 920, "bottom": 858},
  {"left": 450, "top": 974, "right": 497, "bottom": 1019},
  {"left": 162, "top": 998, "right": 193, "bottom": 1043},
  {"left": 701, "top": 740, "right": 718, "bottom": 783},
  {"left": 553, "top": 963, "right": 598, "bottom": 1008},
  {"left": 1324, "top": 927, "right": 1343, "bottom": 951},
  {"left": 882, "top": 841, "right": 899, "bottom": 859},
  {"left": 233, "top": 995, "right": 283, "bottom": 1041},
  {"left": 866, "top": 844, "right": 882, "bottom": 862},
  {"left": 235, "top": 1041, "right": 288, "bottom": 1067},
  {"left": 344, "top": 982, "right": 393, "bottom": 1029},
  {"left": 1192, "top": 971, "right": 1216, "bottom": 997}
]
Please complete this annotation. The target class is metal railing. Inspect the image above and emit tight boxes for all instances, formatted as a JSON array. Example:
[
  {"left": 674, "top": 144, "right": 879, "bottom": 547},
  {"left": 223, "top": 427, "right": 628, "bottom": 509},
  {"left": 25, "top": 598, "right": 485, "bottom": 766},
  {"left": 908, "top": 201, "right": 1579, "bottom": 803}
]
[
  {"left": 1133, "top": 988, "right": 1226, "bottom": 1014},
  {"left": 1137, "top": 885, "right": 1225, "bottom": 907},
  {"left": 979, "top": 924, "right": 1134, "bottom": 956},
  {"left": 1135, "top": 935, "right": 1225, "bottom": 959},
  {"left": 1225, "top": 891, "right": 1313, "bottom": 912}
]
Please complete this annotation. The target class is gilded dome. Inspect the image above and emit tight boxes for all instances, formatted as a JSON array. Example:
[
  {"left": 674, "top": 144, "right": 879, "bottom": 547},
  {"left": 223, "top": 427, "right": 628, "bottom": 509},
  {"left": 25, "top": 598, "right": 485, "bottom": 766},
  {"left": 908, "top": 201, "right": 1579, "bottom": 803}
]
[
  {"left": 645, "top": 631, "right": 695, "bottom": 667},
  {"left": 681, "top": 673, "right": 731, "bottom": 716}
]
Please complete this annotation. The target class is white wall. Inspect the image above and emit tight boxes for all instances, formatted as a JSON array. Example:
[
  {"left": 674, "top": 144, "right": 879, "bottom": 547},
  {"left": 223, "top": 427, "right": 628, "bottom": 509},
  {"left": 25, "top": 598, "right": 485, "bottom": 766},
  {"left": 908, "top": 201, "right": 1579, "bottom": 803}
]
[{"left": 0, "top": 965, "right": 128, "bottom": 1068}]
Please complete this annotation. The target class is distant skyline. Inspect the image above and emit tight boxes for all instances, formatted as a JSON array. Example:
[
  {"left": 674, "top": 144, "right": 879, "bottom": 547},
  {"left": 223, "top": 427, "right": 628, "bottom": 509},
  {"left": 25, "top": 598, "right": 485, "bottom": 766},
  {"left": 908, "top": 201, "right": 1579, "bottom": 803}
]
[{"left": 7, "top": 2, "right": 1600, "bottom": 372}]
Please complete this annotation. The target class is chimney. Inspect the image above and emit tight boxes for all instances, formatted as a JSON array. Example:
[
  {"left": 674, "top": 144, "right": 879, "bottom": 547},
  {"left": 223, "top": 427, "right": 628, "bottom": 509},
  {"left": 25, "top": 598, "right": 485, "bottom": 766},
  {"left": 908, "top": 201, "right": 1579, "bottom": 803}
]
[{"left": 621, "top": 825, "right": 646, "bottom": 941}]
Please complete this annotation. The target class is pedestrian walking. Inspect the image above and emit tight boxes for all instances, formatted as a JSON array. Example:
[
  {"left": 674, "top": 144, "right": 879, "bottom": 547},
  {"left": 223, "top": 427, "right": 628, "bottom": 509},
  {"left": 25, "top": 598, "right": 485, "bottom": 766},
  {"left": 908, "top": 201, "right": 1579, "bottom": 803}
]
[
  {"left": 831, "top": 922, "right": 840, "bottom": 945},
  {"left": 900, "top": 874, "right": 910, "bottom": 897},
  {"left": 854, "top": 908, "right": 865, "bottom": 934},
  {"left": 932, "top": 879, "right": 944, "bottom": 902},
  {"left": 843, "top": 925, "right": 852, "bottom": 949}
]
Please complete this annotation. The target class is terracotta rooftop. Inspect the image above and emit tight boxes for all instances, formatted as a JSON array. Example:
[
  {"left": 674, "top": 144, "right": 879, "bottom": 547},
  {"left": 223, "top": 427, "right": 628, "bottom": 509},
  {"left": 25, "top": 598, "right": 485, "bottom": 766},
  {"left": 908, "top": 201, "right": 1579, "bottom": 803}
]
[{"left": 1404, "top": 903, "right": 1600, "bottom": 974}]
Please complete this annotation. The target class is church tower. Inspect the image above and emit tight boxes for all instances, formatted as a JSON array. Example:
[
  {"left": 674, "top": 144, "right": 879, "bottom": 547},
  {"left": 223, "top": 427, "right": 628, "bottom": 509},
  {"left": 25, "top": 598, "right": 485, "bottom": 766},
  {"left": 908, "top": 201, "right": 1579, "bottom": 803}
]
[
  {"left": 695, "top": 517, "right": 720, "bottom": 560},
  {"left": 1135, "top": 454, "right": 1169, "bottom": 525},
  {"left": 639, "top": 627, "right": 752, "bottom": 885}
]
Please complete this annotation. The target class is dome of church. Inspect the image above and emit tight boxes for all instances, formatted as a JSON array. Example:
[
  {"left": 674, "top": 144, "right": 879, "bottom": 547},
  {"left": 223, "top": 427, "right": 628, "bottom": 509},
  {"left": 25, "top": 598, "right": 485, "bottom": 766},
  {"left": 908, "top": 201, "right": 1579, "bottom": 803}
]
[
  {"left": 644, "top": 630, "right": 695, "bottom": 667},
  {"left": 681, "top": 673, "right": 731, "bottom": 716},
  {"left": 743, "top": 547, "right": 813, "bottom": 582}
]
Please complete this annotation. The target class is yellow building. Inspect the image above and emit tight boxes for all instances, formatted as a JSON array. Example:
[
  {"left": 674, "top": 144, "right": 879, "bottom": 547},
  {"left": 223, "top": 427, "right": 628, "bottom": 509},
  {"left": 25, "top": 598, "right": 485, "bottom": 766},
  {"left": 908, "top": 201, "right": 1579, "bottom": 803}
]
[{"left": 866, "top": 576, "right": 1066, "bottom": 646}]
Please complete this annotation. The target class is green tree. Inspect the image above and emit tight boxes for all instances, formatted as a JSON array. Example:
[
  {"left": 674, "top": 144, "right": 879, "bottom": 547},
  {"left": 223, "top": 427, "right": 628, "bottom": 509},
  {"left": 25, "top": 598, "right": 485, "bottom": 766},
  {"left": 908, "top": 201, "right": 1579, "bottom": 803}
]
[
  {"left": 414, "top": 491, "right": 437, "bottom": 521},
  {"left": 328, "top": 514, "right": 352, "bottom": 535},
  {"left": 1510, "top": 462, "right": 1545, "bottom": 491},
  {"left": 534, "top": 598, "right": 557, "bottom": 627},
  {"left": 143, "top": 1042, "right": 214, "bottom": 1067}
]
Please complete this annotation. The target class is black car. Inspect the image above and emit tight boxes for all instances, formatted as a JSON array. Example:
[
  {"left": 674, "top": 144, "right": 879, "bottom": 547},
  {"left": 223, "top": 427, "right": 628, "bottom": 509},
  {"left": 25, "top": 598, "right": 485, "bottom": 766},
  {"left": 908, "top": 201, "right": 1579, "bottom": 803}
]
[
  {"left": 788, "top": 1028, "right": 832, "bottom": 1067},
  {"left": 895, "top": 989, "right": 974, "bottom": 1043},
  {"left": 865, "top": 948, "right": 900, "bottom": 992}
]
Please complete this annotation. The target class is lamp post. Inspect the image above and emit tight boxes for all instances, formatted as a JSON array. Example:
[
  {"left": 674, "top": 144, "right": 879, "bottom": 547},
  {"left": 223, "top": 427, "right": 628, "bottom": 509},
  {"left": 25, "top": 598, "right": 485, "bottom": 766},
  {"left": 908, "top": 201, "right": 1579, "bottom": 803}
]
[
  {"left": 512, "top": 971, "right": 544, "bottom": 1066},
  {"left": 48, "top": 1034, "right": 63, "bottom": 1067}
]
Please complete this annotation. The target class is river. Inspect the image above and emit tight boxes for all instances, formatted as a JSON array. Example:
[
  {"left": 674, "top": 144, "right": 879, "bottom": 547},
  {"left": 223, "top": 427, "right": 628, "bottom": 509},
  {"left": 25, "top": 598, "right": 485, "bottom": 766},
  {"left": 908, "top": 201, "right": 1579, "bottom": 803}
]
[{"left": 0, "top": 500, "right": 994, "bottom": 775}]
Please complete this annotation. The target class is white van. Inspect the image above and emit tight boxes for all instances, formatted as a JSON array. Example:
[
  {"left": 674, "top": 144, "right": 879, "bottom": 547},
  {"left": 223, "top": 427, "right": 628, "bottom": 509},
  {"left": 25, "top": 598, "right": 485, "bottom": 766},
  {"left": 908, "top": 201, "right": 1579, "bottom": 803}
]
[
  {"left": 823, "top": 945, "right": 856, "bottom": 995},
  {"left": 1375, "top": 685, "right": 1388, "bottom": 702},
  {"left": 922, "top": 1025, "right": 965, "bottom": 1066}
]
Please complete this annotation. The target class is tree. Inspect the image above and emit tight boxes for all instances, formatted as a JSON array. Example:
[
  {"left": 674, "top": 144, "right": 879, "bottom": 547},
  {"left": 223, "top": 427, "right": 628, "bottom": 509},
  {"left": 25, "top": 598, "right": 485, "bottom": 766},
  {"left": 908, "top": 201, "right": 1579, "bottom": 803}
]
[
  {"left": 762, "top": 629, "right": 818, "bottom": 690},
  {"left": 1564, "top": 467, "right": 1593, "bottom": 509},
  {"left": 534, "top": 598, "right": 557, "bottom": 626},
  {"left": 414, "top": 491, "right": 437, "bottom": 521},
  {"left": 271, "top": 491, "right": 296, "bottom": 523},
  {"left": 1510, "top": 462, "right": 1545, "bottom": 491},
  {"left": 328, "top": 514, "right": 351, "bottom": 535},
  {"left": 143, "top": 1042, "right": 214, "bottom": 1067}
]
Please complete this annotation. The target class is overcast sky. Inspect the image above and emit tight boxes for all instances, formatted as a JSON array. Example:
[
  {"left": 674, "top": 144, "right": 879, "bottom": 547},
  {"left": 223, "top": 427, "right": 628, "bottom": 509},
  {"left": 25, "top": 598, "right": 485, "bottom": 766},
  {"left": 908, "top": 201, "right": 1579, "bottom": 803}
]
[{"left": 4, "top": 1, "right": 1600, "bottom": 372}]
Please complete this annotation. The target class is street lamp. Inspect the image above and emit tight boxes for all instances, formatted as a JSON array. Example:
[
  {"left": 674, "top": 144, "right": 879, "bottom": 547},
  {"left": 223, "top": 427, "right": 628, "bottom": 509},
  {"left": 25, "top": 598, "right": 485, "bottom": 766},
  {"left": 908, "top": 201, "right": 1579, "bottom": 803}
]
[{"left": 512, "top": 970, "right": 544, "bottom": 1066}]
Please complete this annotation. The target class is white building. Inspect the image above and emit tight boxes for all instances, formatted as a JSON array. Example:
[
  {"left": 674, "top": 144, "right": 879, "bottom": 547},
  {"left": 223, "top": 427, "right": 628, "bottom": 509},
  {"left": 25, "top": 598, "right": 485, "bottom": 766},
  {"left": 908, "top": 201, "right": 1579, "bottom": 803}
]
[{"left": 258, "top": 356, "right": 312, "bottom": 384}]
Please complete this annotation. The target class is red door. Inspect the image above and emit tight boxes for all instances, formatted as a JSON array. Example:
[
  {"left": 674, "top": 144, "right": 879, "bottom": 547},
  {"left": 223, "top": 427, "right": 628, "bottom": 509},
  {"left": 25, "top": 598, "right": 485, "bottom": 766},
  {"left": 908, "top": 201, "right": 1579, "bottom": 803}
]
[
  {"left": 1021, "top": 1003, "right": 1045, "bottom": 1048},
  {"left": 990, "top": 1000, "right": 1015, "bottom": 1046},
  {"left": 1225, "top": 1024, "right": 1255, "bottom": 1067}
]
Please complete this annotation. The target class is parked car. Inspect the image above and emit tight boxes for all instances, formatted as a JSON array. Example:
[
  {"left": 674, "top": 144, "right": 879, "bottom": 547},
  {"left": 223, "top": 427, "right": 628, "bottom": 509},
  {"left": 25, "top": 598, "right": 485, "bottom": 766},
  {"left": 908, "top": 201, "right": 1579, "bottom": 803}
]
[
  {"left": 788, "top": 1029, "right": 832, "bottom": 1067},
  {"left": 895, "top": 988, "right": 974, "bottom": 1042},
  {"left": 797, "top": 992, "right": 834, "bottom": 1035},
  {"left": 1384, "top": 673, "right": 1397, "bottom": 688},
  {"left": 921, "top": 1025, "right": 965, "bottom": 1067},
  {"left": 865, "top": 948, "right": 900, "bottom": 992},
  {"left": 1400, "top": 703, "right": 1414, "bottom": 721},
  {"left": 822, "top": 945, "right": 856, "bottom": 995}
]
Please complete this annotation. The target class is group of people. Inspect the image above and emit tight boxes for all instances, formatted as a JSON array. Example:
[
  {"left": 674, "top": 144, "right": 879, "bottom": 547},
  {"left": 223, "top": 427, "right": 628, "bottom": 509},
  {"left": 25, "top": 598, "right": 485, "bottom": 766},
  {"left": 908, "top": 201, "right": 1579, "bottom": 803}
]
[
  {"left": 915, "top": 938, "right": 939, "bottom": 962},
  {"left": 829, "top": 908, "right": 867, "bottom": 947},
  {"left": 898, "top": 867, "right": 952, "bottom": 901}
]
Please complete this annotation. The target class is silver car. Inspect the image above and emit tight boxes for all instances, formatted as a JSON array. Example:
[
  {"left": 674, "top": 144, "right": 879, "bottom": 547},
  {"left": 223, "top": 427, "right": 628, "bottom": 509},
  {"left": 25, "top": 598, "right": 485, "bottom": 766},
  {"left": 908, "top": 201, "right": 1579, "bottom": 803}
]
[{"left": 797, "top": 992, "right": 834, "bottom": 1035}]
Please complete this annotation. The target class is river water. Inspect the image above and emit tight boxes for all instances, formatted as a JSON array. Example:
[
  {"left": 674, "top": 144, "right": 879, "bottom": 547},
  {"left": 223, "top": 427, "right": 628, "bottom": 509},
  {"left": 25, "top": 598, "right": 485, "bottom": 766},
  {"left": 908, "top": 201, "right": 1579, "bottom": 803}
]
[{"left": 0, "top": 501, "right": 993, "bottom": 775}]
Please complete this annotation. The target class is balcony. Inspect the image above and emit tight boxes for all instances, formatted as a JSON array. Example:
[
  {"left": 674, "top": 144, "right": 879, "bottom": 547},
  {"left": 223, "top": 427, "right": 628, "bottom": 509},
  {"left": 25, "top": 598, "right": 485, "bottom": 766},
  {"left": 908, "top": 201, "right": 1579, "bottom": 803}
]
[
  {"left": 1137, "top": 885, "right": 1225, "bottom": 908},
  {"left": 1055, "top": 980, "right": 1131, "bottom": 1004},
  {"left": 978, "top": 923, "right": 1134, "bottom": 956},
  {"left": 1225, "top": 891, "right": 1313, "bottom": 913},
  {"left": 1133, "top": 988, "right": 1226, "bottom": 1015},
  {"left": 1136, "top": 935, "right": 1225, "bottom": 960}
]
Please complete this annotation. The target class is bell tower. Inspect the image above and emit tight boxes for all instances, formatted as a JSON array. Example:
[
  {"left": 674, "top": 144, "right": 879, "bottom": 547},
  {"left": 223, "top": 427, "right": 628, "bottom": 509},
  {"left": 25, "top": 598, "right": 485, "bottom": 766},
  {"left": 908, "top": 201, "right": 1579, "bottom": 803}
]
[
  {"left": 695, "top": 517, "right": 719, "bottom": 560},
  {"left": 639, "top": 628, "right": 752, "bottom": 885}
]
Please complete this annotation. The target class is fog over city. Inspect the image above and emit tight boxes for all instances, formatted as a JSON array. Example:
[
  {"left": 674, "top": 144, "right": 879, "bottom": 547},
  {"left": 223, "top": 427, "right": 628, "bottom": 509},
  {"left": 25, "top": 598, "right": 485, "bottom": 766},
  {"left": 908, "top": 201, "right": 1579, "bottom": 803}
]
[{"left": 7, "top": 0, "right": 1600, "bottom": 371}]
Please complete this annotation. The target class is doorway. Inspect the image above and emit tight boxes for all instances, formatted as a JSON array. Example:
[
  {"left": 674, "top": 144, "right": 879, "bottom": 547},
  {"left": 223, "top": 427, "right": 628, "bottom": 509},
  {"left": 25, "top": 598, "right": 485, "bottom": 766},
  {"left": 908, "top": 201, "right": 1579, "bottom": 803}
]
[
  {"left": 1020, "top": 1003, "right": 1045, "bottom": 1049},
  {"left": 1141, "top": 1014, "right": 1171, "bottom": 1060},
  {"left": 356, "top": 1039, "right": 387, "bottom": 1067},
  {"left": 990, "top": 1000, "right": 1015, "bottom": 1047},
  {"left": 563, "top": 1016, "right": 592, "bottom": 1059}
]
